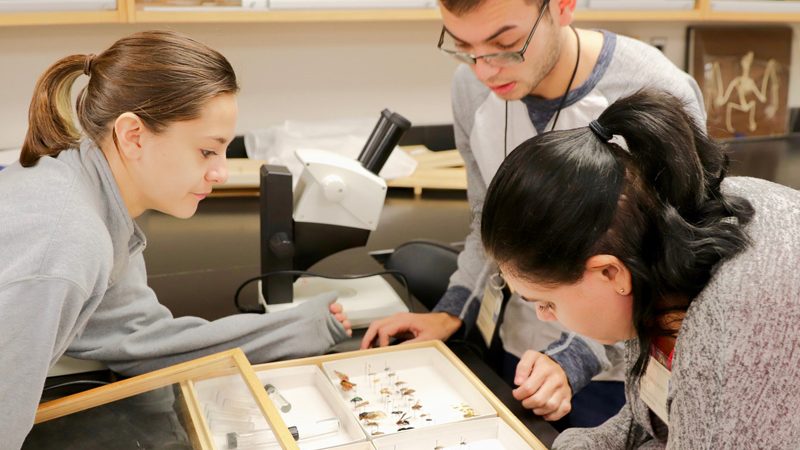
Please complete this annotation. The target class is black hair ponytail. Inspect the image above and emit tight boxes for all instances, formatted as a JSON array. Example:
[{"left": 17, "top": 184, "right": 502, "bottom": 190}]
[
  {"left": 593, "top": 90, "right": 755, "bottom": 375},
  {"left": 483, "top": 89, "right": 754, "bottom": 378}
]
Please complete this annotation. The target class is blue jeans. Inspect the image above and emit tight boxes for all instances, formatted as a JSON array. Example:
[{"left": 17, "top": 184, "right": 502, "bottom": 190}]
[{"left": 502, "top": 351, "right": 625, "bottom": 431}]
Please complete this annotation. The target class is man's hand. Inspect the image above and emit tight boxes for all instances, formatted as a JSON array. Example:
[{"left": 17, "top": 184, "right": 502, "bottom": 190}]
[
  {"left": 512, "top": 350, "right": 572, "bottom": 421},
  {"left": 329, "top": 302, "right": 352, "bottom": 337},
  {"left": 360, "top": 312, "right": 462, "bottom": 349}
]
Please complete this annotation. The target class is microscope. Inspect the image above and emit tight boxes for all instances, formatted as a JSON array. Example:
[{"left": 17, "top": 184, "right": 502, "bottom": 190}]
[{"left": 258, "top": 110, "right": 412, "bottom": 327}]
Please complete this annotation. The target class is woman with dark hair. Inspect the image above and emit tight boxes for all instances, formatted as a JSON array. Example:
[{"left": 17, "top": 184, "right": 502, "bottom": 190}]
[
  {"left": 0, "top": 30, "right": 351, "bottom": 448},
  {"left": 482, "top": 89, "right": 800, "bottom": 448}
]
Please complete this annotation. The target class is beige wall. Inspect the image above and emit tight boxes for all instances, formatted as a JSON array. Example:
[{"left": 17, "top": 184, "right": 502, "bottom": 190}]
[{"left": 1, "top": 20, "right": 798, "bottom": 149}]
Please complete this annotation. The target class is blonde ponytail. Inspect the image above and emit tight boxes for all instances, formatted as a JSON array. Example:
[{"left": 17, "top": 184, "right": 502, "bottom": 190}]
[
  {"left": 21, "top": 31, "right": 238, "bottom": 168},
  {"left": 20, "top": 54, "right": 91, "bottom": 167}
]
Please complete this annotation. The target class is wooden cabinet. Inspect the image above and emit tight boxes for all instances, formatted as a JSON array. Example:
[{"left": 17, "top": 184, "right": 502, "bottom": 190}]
[{"left": 4, "top": 0, "right": 800, "bottom": 27}]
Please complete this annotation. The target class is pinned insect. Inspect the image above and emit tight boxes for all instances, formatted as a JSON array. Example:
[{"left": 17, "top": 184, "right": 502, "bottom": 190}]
[
  {"left": 412, "top": 401, "right": 423, "bottom": 410},
  {"left": 396, "top": 412, "right": 410, "bottom": 426},
  {"left": 454, "top": 403, "right": 476, "bottom": 418},
  {"left": 358, "top": 411, "right": 386, "bottom": 421},
  {"left": 397, "top": 426, "right": 414, "bottom": 431},
  {"left": 354, "top": 401, "right": 369, "bottom": 409},
  {"left": 334, "top": 370, "right": 357, "bottom": 392},
  {"left": 334, "top": 370, "right": 349, "bottom": 381},
  {"left": 400, "top": 388, "right": 416, "bottom": 396}
]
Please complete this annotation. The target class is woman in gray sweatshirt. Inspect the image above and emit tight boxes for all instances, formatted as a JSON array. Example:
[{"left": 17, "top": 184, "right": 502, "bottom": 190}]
[
  {"left": 0, "top": 30, "right": 351, "bottom": 449},
  {"left": 481, "top": 89, "right": 800, "bottom": 448}
]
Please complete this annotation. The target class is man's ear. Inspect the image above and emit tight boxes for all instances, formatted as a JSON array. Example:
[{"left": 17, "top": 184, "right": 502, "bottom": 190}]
[
  {"left": 113, "top": 112, "right": 145, "bottom": 162},
  {"left": 555, "top": 0, "right": 576, "bottom": 27},
  {"left": 586, "top": 254, "right": 632, "bottom": 295}
]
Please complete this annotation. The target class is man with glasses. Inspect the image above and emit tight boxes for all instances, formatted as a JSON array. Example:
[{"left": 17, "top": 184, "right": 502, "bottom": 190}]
[{"left": 363, "top": 0, "right": 704, "bottom": 429}]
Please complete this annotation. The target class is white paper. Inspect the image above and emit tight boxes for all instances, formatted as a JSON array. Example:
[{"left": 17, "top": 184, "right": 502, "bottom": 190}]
[
  {"left": 0, "top": 0, "right": 116, "bottom": 12},
  {"left": 711, "top": 0, "right": 800, "bottom": 12},
  {"left": 587, "top": 0, "right": 694, "bottom": 9},
  {"left": 268, "top": 0, "right": 435, "bottom": 10}
]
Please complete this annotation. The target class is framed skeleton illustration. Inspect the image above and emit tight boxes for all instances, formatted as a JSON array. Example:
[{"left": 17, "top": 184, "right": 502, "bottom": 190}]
[{"left": 687, "top": 26, "right": 792, "bottom": 139}]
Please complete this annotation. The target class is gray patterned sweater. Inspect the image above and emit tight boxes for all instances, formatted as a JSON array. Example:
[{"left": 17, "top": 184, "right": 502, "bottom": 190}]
[{"left": 553, "top": 177, "right": 800, "bottom": 449}]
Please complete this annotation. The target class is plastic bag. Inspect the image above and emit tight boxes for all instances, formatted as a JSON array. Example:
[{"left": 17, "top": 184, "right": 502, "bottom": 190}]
[{"left": 244, "top": 118, "right": 417, "bottom": 187}]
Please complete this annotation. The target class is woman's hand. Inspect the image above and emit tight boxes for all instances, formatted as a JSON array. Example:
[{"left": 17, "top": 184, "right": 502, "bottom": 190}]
[
  {"left": 329, "top": 302, "right": 352, "bottom": 337},
  {"left": 512, "top": 350, "right": 573, "bottom": 421}
]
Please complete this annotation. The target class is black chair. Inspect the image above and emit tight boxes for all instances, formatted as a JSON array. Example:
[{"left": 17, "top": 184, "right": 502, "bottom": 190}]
[{"left": 383, "top": 239, "right": 460, "bottom": 311}]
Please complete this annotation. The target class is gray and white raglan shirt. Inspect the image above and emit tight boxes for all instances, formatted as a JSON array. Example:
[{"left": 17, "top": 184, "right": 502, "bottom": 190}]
[
  {"left": 0, "top": 141, "right": 349, "bottom": 449},
  {"left": 433, "top": 31, "right": 706, "bottom": 391},
  {"left": 553, "top": 177, "right": 800, "bottom": 449}
]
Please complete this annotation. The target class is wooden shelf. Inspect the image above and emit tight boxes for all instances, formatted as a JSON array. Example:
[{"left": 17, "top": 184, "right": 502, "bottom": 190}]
[
  {"left": 703, "top": 11, "right": 800, "bottom": 22},
  {"left": 574, "top": 9, "right": 703, "bottom": 22},
  {"left": 3, "top": 0, "right": 800, "bottom": 28},
  {"left": 130, "top": 8, "right": 439, "bottom": 23},
  {"left": 0, "top": 9, "right": 123, "bottom": 26}
]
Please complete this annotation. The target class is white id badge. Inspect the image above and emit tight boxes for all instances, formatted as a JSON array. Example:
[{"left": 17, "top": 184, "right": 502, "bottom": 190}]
[
  {"left": 640, "top": 355, "right": 671, "bottom": 426},
  {"left": 476, "top": 272, "right": 505, "bottom": 347}
]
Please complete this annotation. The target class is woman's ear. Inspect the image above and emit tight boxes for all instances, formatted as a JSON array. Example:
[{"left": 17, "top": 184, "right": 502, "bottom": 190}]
[
  {"left": 113, "top": 112, "right": 144, "bottom": 162},
  {"left": 555, "top": 0, "right": 576, "bottom": 27},
  {"left": 586, "top": 254, "right": 632, "bottom": 296}
]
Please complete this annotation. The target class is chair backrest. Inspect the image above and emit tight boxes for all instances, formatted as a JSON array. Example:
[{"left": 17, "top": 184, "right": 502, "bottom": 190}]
[{"left": 384, "top": 239, "right": 460, "bottom": 311}]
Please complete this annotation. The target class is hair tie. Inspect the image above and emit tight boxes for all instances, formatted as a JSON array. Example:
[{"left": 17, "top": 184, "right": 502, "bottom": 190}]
[
  {"left": 589, "top": 120, "right": 612, "bottom": 143},
  {"left": 83, "top": 54, "right": 96, "bottom": 76}
]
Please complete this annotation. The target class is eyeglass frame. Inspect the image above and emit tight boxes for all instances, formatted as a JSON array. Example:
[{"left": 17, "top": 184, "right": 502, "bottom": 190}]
[{"left": 437, "top": 0, "right": 551, "bottom": 67}]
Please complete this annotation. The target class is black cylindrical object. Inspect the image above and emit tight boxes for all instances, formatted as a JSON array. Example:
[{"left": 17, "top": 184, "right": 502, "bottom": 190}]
[
  {"left": 357, "top": 108, "right": 392, "bottom": 164},
  {"left": 363, "top": 111, "right": 412, "bottom": 175}
]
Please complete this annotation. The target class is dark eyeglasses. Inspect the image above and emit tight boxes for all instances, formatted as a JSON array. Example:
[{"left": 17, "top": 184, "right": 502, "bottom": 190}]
[{"left": 437, "top": 0, "right": 550, "bottom": 68}]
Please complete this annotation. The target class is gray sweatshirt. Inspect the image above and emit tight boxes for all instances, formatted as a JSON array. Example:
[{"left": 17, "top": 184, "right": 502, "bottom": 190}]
[
  {"left": 434, "top": 30, "right": 706, "bottom": 392},
  {"left": 0, "top": 141, "right": 349, "bottom": 449},
  {"left": 553, "top": 177, "right": 800, "bottom": 449}
]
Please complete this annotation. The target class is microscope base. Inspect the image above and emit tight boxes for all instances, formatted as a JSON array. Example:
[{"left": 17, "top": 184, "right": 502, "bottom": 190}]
[{"left": 258, "top": 276, "right": 409, "bottom": 329}]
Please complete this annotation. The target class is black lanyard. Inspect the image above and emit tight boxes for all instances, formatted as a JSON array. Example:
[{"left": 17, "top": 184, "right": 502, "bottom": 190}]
[{"left": 504, "top": 25, "right": 582, "bottom": 158}]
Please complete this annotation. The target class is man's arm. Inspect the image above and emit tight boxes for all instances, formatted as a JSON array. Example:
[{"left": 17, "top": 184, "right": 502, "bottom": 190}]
[{"left": 362, "top": 66, "right": 493, "bottom": 347}]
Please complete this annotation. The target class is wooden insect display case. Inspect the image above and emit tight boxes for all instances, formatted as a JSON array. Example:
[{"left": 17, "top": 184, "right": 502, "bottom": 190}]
[
  {"left": 191, "top": 341, "right": 547, "bottom": 450},
  {"left": 31, "top": 349, "right": 282, "bottom": 450},
  {"left": 32, "top": 342, "right": 547, "bottom": 450}
]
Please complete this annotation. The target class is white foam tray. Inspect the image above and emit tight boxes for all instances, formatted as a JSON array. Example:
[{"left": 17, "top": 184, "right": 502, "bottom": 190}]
[
  {"left": 372, "top": 417, "right": 531, "bottom": 450},
  {"left": 321, "top": 346, "right": 496, "bottom": 438},
  {"left": 194, "top": 365, "right": 366, "bottom": 449}
]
